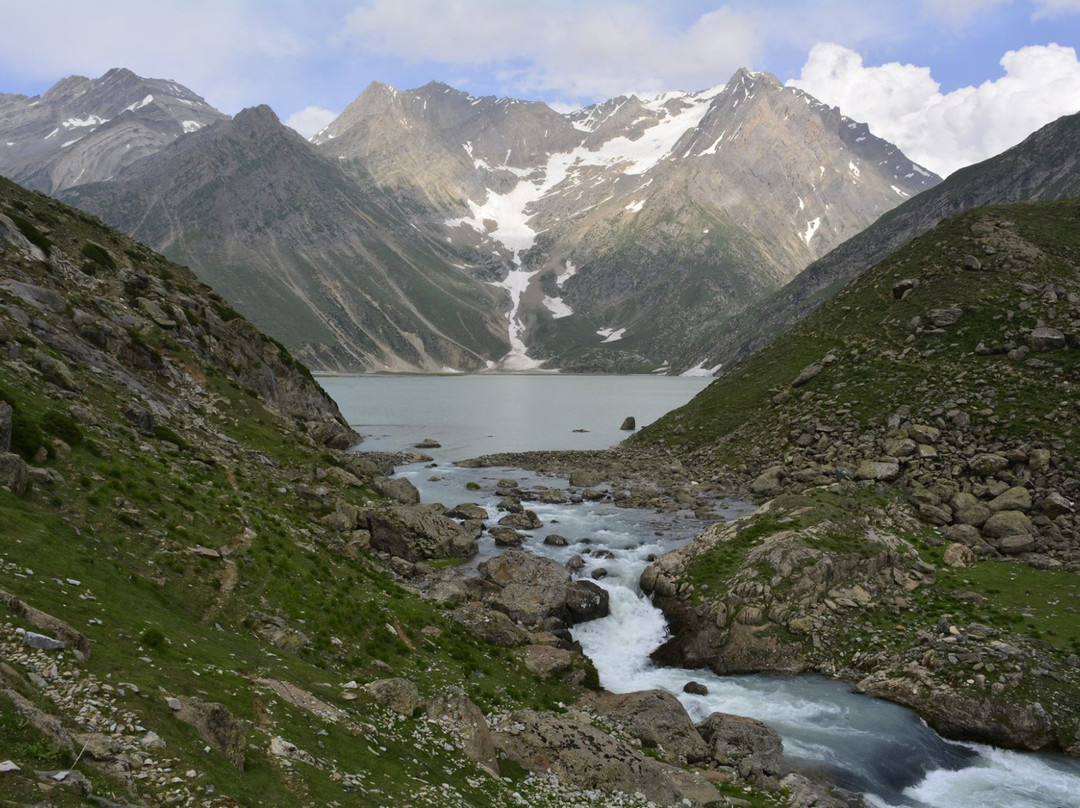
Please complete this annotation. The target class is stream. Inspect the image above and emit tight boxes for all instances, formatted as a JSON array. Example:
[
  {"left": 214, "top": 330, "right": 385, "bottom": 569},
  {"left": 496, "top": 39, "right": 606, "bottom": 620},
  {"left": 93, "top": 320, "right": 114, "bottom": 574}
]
[{"left": 395, "top": 461, "right": 1080, "bottom": 808}]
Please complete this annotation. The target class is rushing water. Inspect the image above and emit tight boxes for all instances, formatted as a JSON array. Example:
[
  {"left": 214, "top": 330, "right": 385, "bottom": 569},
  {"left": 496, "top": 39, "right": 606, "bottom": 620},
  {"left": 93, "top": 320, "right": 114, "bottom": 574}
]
[{"left": 321, "top": 375, "right": 1080, "bottom": 808}]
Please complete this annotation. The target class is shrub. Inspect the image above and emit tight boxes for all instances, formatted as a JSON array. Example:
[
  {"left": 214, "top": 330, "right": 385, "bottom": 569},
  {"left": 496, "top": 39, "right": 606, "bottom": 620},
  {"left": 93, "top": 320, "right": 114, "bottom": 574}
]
[
  {"left": 140, "top": 628, "right": 166, "bottom": 650},
  {"left": 10, "top": 214, "right": 51, "bottom": 256},
  {"left": 41, "top": 411, "right": 83, "bottom": 446},
  {"left": 80, "top": 241, "right": 116, "bottom": 270}
]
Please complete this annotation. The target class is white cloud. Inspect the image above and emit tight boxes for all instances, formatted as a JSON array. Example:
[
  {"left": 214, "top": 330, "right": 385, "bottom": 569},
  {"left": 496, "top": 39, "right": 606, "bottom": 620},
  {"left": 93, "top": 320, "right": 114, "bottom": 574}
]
[
  {"left": 790, "top": 42, "right": 1080, "bottom": 176},
  {"left": 339, "top": 0, "right": 765, "bottom": 101},
  {"left": 284, "top": 106, "right": 338, "bottom": 139}
]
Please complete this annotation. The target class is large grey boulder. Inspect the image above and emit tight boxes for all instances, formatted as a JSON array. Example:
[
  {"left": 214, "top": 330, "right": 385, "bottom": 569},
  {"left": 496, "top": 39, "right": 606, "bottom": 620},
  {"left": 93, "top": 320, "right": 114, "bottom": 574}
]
[
  {"left": 478, "top": 550, "right": 609, "bottom": 627},
  {"left": 174, "top": 698, "right": 248, "bottom": 769},
  {"left": 364, "top": 677, "right": 421, "bottom": 716},
  {"left": 448, "top": 604, "right": 529, "bottom": 647},
  {"left": 491, "top": 709, "right": 719, "bottom": 806},
  {"left": 363, "top": 503, "right": 477, "bottom": 561},
  {"left": 981, "top": 510, "right": 1033, "bottom": 539},
  {"left": 373, "top": 476, "right": 421, "bottom": 505},
  {"left": 427, "top": 688, "right": 498, "bottom": 776},
  {"left": 585, "top": 689, "right": 709, "bottom": 765},
  {"left": 0, "top": 452, "right": 28, "bottom": 496},
  {"left": 697, "top": 711, "right": 784, "bottom": 788}
]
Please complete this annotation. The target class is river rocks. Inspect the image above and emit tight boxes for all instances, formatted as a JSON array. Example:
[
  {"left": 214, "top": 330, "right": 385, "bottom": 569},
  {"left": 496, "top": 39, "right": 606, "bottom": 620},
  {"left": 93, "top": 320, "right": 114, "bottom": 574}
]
[
  {"left": 445, "top": 502, "right": 488, "bottom": 521},
  {"left": 697, "top": 712, "right": 783, "bottom": 788},
  {"left": 490, "top": 709, "right": 720, "bottom": 806},
  {"left": 585, "top": 689, "right": 709, "bottom": 765},
  {"left": 497, "top": 509, "right": 542, "bottom": 530},
  {"left": 477, "top": 551, "right": 609, "bottom": 628},
  {"left": 427, "top": 688, "right": 498, "bottom": 776},
  {"left": 364, "top": 678, "right": 421, "bottom": 716},
  {"left": 363, "top": 503, "right": 477, "bottom": 561},
  {"left": 491, "top": 527, "right": 524, "bottom": 548}
]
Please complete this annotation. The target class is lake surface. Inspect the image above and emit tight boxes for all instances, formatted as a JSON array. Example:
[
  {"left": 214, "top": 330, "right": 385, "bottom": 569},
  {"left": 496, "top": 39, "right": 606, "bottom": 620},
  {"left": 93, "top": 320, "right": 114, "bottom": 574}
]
[
  {"left": 320, "top": 373, "right": 1080, "bottom": 808},
  {"left": 316, "top": 373, "right": 711, "bottom": 460}
]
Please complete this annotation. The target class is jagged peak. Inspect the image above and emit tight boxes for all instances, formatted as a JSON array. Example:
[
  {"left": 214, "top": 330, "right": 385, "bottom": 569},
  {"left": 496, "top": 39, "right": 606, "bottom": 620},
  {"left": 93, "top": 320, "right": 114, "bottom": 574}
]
[{"left": 232, "top": 104, "right": 281, "bottom": 128}]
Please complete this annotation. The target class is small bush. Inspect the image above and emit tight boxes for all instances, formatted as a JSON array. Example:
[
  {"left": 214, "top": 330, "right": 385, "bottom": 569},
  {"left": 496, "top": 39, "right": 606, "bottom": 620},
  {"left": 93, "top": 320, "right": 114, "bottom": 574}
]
[
  {"left": 10, "top": 214, "right": 51, "bottom": 256},
  {"left": 80, "top": 241, "right": 116, "bottom": 270},
  {"left": 41, "top": 411, "right": 83, "bottom": 446},
  {"left": 140, "top": 628, "right": 166, "bottom": 650}
]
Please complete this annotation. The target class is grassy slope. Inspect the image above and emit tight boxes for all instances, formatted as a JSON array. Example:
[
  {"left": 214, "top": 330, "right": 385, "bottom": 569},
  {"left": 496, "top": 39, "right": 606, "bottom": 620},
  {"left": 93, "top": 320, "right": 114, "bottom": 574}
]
[{"left": 0, "top": 179, "right": 613, "bottom": 808}]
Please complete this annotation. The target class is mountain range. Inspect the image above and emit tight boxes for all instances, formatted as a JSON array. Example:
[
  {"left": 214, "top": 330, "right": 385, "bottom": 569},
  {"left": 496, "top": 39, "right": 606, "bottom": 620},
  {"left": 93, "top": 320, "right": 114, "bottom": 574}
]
[{"left": 2, "top": 68, "right": 938, "bottom": 372}]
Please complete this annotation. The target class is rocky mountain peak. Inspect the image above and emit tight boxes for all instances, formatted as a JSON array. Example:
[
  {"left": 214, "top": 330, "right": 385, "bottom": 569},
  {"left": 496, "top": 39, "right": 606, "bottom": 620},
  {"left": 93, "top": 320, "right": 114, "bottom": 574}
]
[{"left": 0, "top": 68, "right": 227, "bottom": 195}]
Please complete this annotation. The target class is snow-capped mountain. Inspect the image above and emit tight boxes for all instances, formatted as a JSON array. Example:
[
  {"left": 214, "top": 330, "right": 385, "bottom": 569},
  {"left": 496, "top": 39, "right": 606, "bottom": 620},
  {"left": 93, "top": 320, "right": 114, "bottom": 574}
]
[
  {"left": 0, "top": 67, "right": 226, "bottom": 193},
  {"left": 1, "top": 68, "right": 942, "bottom": 373},
  {"left": 316, "top": 69, "right": 938, "bottom": 371}
]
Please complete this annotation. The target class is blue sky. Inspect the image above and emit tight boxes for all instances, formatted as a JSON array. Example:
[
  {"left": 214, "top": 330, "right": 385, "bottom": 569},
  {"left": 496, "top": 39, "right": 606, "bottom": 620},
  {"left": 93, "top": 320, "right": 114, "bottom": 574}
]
[{"left": 0, "top": 0, "right": 1078, "bottom": 175}]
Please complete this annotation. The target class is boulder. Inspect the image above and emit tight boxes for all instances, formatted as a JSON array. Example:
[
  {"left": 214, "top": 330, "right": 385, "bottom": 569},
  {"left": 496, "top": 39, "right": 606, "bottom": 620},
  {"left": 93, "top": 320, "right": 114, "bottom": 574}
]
[
  {"left": 619, "top": 417, "right": 636, "bottom": 431},
  {"left": 1028, "top": 327, "right": 1066, "bottom": 351},
  {"left": 1041, "top": 492, "right": 1074, "bottom": 519},
  {"left": 751, "top": 465, "right": 786, "bottom": 497},
  {"left": 987, "top": 486, "right": 1031, "bottom": 513},
  {"left": 586, "top": 689, "right": 709, "bottom": 765},
  {"left": 524, "top": 645, "right": 574, "bottom": 678},
  {"left": 543, "top": 534, "right": 568, "bottom": 547},
  {"left": 942, "top": 543, "right": 976, "bottom": 568},
  {"left": 427, "top": 689, "right": 498, "bottom": 776},
  {"left": 491, "top": 709, "right": 718, "bottom": 806},
  {"left": 478, "top": 550, "right": 608, "bottom": 627},
  {"left": 952, "top": 493, "right": 991, "bottom": 527},
  {"left": 969, "top": 454, "right": 1009, "bottom": 477},
  {"left": 363, "top": 677, "right": 420, "bottom": 716},
  {"left": 909, "top": 424, "right": 941, "bottom": 444},
  {"left": 697, "top": 711, "right": 784, "bottom": 788},
  {"left": 491, "top": 527, "right": 525, "bottom": 547},
  {"left": 373, "top": 476, "right": 421, "bottom": 505},
  {"left": 497, "top": 510, "right": 542, "bottom": 530},
  {"left": 174, "top": 698, "right": 248, "bottom": 769},
  {"left": 363, "top": 503, "right": 477, "bottom": 561},
  {"left": 792, "top": 363, "right": 823, "bottom": 387},
  {"left": 855, "top": 460, "right": 900, "bottom": 482},
  {"left": 565, "top": 580, "right": 610, "bottom": 623},
  {"left": 997, "top": 535, "right": 1037, "bottom": 555},
  {"left": 928, "top": 306, "right": 962, "bottom": 327},
  {"left": 448, "top": 604, "right": 529, "bottom": 648},
  {"left": 446, "top": 503, "right": 488, "bottom": 521},
  {"left": 981, "top": 510, "right": 1033, "bottom": 539},
  {"left": 0, "top": 452, "right": 28, "bottom": 496},
  {"left": 892, "top": 278, "right": 919, "bottom": 299}
]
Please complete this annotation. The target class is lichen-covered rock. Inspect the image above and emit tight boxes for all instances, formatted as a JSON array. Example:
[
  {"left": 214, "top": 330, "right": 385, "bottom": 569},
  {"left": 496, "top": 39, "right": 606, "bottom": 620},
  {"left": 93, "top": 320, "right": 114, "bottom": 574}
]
[
  {"left": 363, "top": 503, "right": 477, "bottom": 561},
  {"left": 585, "top": 689, "right": 709, "bottom": 765},
  {"left": 364, "top": 677, "right": 420, "bottom": 716},
  {"left": 174, "top": 698, "right": 248, "bottom": 769},
  {"left": 490, "top": 709, "right": 719, "bottom": 806},
  {"left": 697, "top": 712, "right": 784, "bottom": 788},
  {"left": 427, "top": 688, "right": 498, "bottom": 776}
]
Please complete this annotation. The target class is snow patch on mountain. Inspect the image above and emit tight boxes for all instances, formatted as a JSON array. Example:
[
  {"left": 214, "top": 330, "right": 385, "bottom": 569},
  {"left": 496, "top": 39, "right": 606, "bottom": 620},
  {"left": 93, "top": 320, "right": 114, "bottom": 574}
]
[
  {"left": 681, "top": 359, "right": 723, "bottom": 377},
  {"left": 125, "top": 95, "right": 154, "bottom": 113},
  {"left": 542, "top": 295, "right": 573, "bottom": 318},
  {"left": 597, "top": 327, "right": 626, "bottom": 343}
]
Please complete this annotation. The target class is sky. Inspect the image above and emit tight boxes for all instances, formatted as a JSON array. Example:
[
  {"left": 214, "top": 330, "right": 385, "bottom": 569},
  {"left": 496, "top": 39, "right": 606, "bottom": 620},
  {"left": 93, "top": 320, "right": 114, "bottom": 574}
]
[{"left": 0, "top": 0, "right": 1078, "bottom": 176}]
